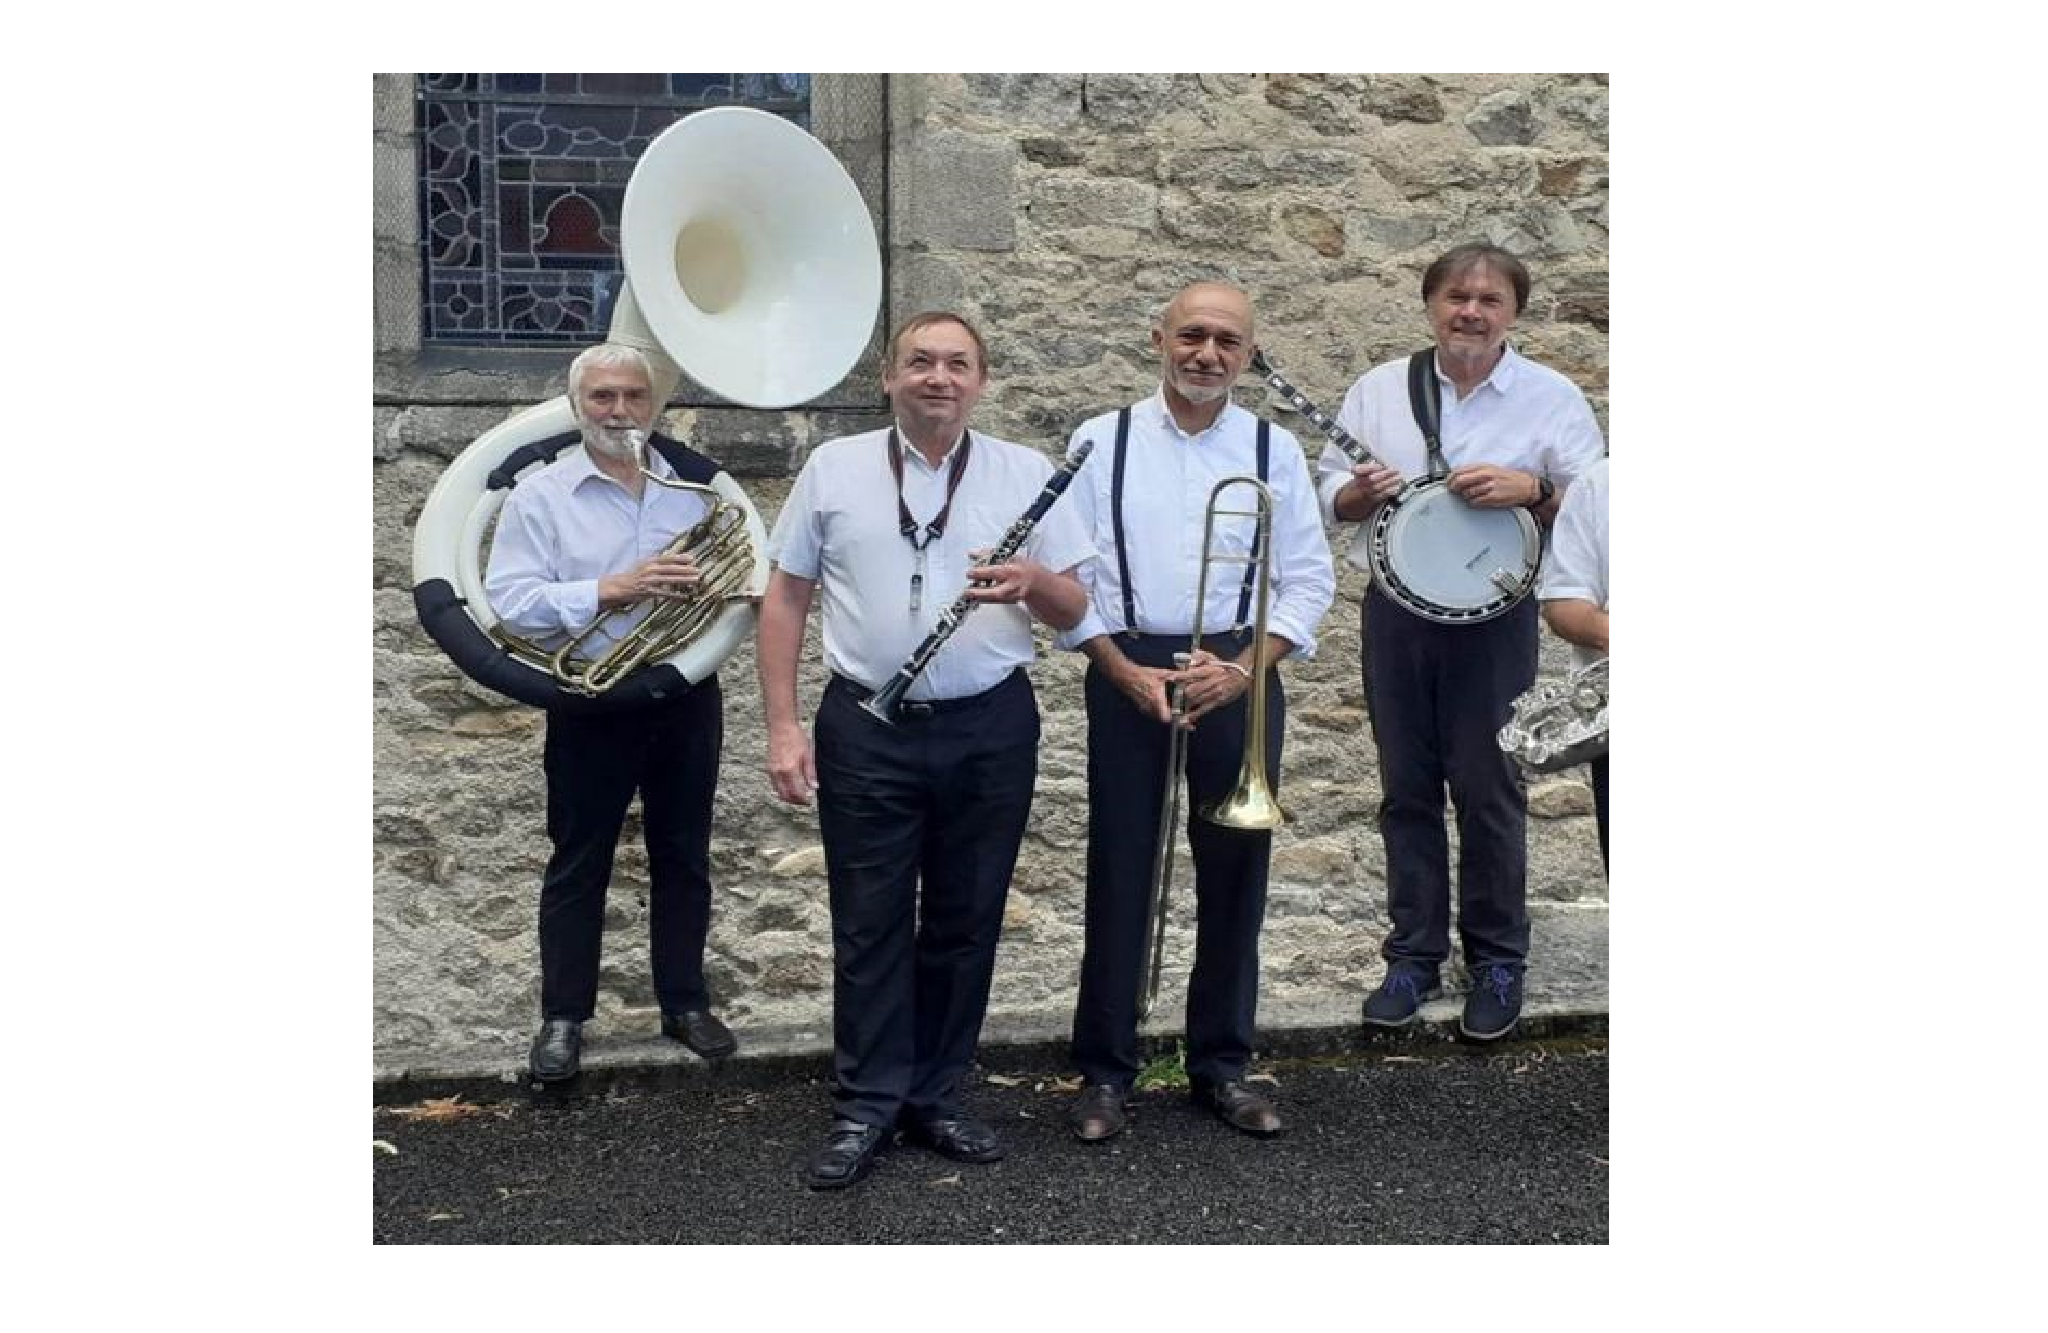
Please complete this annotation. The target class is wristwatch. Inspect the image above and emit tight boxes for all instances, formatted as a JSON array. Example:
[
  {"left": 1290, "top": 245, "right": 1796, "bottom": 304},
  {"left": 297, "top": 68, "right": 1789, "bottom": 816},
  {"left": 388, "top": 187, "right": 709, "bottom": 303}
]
[{"left": 1526, "top": 475, "right": 1555, "bottom": 508}]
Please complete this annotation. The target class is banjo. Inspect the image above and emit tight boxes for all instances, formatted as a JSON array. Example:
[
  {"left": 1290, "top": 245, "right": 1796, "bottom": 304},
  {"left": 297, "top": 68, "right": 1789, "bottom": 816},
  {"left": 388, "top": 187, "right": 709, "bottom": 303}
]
[{"left": 1250, "top": 347, "right": 1541, "bottom": 624}]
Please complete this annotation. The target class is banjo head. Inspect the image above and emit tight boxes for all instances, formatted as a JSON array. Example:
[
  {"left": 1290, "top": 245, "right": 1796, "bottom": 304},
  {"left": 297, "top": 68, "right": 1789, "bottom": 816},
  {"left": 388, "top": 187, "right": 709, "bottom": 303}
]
[{"left": 1371, "top": 481, "right": 1542, "bottom": 622}]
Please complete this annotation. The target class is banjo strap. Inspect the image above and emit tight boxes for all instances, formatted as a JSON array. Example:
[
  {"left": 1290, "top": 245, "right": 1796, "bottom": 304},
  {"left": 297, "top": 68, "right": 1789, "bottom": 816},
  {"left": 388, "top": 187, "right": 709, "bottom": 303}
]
[
  {"left": 1110, "top": 409, "right": 1270, "bottom": 636},
  {"left": 1406, "top": 349, "right": 1449, "bottom": 479}
]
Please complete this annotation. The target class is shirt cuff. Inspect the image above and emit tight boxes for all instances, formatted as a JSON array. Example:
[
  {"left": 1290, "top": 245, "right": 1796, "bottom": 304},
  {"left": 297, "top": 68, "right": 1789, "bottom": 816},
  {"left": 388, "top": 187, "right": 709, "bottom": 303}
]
[
  {"left": 1056, "top": 606, "right": 1112, "bottom": 652},
  {"left": 1315, "top": 470, "right": 1353, "bottom": 527},
  {"left": 1265, "top": 612, "right": 1318, "bottom": 661}
]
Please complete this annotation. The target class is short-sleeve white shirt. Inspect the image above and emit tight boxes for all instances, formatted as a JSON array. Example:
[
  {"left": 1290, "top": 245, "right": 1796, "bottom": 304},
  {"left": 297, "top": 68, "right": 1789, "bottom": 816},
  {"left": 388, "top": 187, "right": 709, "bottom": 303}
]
[
  {"left": 1537, "top": 453, "right": 1609, "bottom": 668},
  {"left": 767, "top": 426, "right": 1096, "bottom": 700}
]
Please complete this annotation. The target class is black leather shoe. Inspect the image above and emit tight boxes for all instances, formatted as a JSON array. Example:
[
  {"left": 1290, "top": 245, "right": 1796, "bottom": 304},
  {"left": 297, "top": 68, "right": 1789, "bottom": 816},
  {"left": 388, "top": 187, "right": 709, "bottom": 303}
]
[
  {"left": 1193, "top": 1080, "right": 1285, "bottom": 1137},
  {"left": 902, "top": 1114, "right": 1005, "bottom": 1164},
  {"left": 1068, "top": 1083, "right": 1129, "bottom": 1143},
  {"left": 805, "top": 1119, "right": 890, "bottom": 1189},
  {"left": 660, "top": 1008, "right": 737, "bottom": 1059},
  {"left": 528, "top": 1019, "right": 582, "bottom": 1083}
]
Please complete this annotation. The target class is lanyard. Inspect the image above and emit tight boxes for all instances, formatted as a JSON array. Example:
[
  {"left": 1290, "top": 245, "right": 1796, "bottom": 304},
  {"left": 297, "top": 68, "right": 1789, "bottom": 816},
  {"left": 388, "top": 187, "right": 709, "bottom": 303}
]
[{"left": 887, "top": 428, "right": 973, "bottom": 613}]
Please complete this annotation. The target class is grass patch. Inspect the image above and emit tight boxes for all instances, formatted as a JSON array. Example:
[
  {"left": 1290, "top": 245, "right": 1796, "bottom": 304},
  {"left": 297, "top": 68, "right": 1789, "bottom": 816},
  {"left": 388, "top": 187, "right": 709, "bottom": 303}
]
[{"left": 1135, "top": 1042, "right": 1189, "bottom": 1091}]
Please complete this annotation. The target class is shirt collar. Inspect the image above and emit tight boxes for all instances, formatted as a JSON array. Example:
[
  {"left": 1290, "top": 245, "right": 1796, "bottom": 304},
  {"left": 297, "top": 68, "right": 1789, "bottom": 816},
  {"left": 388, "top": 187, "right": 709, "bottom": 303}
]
[
  {"left": 889, "top": 422, "right": 971, "bottom": 474},
  {"left": 568, "top": 434, "right": 674, "bottom": 492},
  {"left": 1433, "top": 342, "right": 1524, "bottom": 397},
  {"left": 1144, "top": 388, "right": 1243, "bottom": 444}
]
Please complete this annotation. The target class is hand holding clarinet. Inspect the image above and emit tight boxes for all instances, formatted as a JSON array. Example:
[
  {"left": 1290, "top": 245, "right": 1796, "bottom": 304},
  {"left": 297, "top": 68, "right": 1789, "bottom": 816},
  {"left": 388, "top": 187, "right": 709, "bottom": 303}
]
[{"left": 861, "top": 440, "right": 1094, "bottom": 724}]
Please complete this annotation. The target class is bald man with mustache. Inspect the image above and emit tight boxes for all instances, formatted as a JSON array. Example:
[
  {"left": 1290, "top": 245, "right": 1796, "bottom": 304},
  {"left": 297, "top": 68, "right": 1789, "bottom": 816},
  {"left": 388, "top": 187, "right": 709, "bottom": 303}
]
[{"left": 1053, "top": 283, "right": 1335, "bottom": 1143}]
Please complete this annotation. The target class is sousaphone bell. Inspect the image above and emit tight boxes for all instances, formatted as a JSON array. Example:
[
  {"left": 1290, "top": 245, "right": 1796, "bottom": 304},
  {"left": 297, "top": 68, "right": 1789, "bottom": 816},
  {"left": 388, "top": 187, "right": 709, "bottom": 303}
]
[{"left": 412, "top": 107, "right": 882, "bottom": 711}]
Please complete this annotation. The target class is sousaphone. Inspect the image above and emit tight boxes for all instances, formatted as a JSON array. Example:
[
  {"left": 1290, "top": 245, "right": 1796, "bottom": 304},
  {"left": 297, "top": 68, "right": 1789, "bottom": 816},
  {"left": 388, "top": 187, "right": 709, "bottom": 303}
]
[{"left": 411, "top": 107, "right": 881, "bottom": 711}]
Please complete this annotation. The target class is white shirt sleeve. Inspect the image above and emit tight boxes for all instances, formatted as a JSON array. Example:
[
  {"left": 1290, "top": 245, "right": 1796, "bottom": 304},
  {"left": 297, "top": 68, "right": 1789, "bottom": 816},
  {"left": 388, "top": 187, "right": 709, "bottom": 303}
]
[
  {"left": 1053, "top": 428, "right": 1114, "bottom": 651},
  {"left": 1263, "top": 433, "right": 1337, "bottom": 658},
  {"left": 766, "top": 454, "right": 826, "bottom": 579},
  {"left": 1541, "top": 391, "right": 1607, "bottom": 489},
  {"left": 484, "top": 488, "right": 601, "bottom": 635},
  {"left": 1316, "top": 376, "right": 1372, "bottom": 525},
  {"left": 1539, "top": 458, "right": 1607, "bottom": 606}
]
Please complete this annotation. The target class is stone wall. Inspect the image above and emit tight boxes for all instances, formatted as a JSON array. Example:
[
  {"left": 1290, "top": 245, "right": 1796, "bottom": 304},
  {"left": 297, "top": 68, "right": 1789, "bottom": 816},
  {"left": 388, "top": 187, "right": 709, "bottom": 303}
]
[{"left": 373, "top": 74, "right": 1609, "bottom": 1078}]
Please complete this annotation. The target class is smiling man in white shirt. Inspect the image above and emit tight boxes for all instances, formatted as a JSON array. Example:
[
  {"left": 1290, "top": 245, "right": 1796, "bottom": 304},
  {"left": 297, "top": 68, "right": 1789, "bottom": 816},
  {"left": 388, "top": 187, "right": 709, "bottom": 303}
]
[
  {"left": 1057, "top": 282, "right": 1336, "bottom": 1144},
  {"left": 758, "top": 312, "right": 1091, "bottom": 1189},
  {"left": 1318, "top": 244, "right": 1605, "bottom": 1042}
]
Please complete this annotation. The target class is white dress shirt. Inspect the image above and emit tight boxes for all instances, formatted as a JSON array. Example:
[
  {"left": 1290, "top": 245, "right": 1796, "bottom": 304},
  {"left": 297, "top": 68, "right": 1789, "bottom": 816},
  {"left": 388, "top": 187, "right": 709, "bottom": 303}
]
[
  {"left": 1056, "top": 392, "right": 1336, "bottom": 656},
  {"left": 484, "top": 443, "right": 712, "bottom": 658},
  {"left": 767, "top": 425, "right": 1096, "bottom": 700},
  {"left": 1314, "top": 344, "right": 1606, "bottom": 575},
  {"left": 1537, "top": 454, "right": 1609, "bottom": 669}
]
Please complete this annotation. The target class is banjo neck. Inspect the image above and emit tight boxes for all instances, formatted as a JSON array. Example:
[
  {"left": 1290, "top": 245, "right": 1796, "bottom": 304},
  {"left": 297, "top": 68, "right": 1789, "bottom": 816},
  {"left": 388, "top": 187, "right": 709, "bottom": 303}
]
[{"left": 1247, "top": 347, "right": 1383, "bottom": 470}]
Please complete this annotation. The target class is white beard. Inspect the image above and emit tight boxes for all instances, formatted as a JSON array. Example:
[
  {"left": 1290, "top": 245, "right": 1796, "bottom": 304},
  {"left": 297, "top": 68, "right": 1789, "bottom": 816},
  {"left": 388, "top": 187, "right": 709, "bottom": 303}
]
[
  {"left": 1172, "top": 375, "right": 1231, "bottom": 405},
  {"left": 584, "top": 424, "right": 647, "bottom": 464}
]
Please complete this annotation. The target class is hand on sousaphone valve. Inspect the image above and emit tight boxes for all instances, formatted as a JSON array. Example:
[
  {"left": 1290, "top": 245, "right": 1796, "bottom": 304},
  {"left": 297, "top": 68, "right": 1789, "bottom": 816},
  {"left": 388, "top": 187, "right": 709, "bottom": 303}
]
[{"left": 599, "top": 552, "right": 703, "bottom": 607}]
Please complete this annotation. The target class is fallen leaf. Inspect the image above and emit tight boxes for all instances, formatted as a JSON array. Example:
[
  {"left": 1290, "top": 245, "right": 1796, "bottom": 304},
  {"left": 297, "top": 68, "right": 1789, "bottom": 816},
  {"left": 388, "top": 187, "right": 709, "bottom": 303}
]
[
  {"left": 1046, "top": 1075, "right": 1083, "bottom": 1093},
  {"left": 427, "top": 1212, "right": 462, "bottom": 1222},
  {"left": 985, "top": 1073, "right": 1025, "bottom": 1087},
  {"left": 1245, "top": 1073, "right": 1279, "bottom": 1086},
  {"left": 389, "top": 1096, "right": 493, "bottom": 1124},
  {"left": 1380, "top": 1056, "right": 1421, "bottom": 1064},
  {"left": 372, "top": 1140, "right": 398, "bottom": 1156},
  {"left": 929, "top": 1173, "right": 962, "bottom": 1187}
]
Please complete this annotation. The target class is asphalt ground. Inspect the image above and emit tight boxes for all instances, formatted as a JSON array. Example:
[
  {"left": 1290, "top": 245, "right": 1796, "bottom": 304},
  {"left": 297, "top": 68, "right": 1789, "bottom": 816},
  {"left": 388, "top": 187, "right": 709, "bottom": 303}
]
[{"left": 373, "top": 1029, "right": 1607, "bottom": 1244}]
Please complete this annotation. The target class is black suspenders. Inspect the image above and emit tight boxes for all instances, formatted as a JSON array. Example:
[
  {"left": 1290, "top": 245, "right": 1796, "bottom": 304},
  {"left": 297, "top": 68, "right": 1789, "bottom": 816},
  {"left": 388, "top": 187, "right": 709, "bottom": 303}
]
[
  {"left": 1111, "top": 408, "right": 1270, "bottom": 637},
  {"left": 1112, "top": 407, "right": 1138, "bottom": 633}
]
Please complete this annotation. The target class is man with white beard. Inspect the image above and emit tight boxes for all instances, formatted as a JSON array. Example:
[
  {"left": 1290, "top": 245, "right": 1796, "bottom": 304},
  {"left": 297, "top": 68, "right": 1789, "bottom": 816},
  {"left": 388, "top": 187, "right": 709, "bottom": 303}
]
[{"left": 484, "top": 343, "right": 737, "bottom": 1083}]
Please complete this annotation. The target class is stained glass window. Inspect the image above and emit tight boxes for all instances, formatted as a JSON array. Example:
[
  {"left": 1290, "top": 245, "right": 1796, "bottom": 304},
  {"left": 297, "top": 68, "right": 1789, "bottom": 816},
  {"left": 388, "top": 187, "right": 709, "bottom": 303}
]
[{"left": 416, "top": 74, "right": 812, "bottom": 346}]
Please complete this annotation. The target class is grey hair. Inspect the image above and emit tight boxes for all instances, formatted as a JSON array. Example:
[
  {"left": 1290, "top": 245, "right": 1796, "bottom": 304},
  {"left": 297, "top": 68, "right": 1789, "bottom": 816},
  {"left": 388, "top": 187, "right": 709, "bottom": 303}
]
[{"left": 567, "top": 343, "right": 654, "bottom": 410}]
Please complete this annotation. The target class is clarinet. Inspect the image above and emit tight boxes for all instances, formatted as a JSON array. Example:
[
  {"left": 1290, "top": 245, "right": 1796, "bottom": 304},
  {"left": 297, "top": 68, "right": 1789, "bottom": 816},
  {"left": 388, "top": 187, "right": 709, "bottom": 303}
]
[{"left": 860, "top": 438, "right": 1095, "bottom": 725}]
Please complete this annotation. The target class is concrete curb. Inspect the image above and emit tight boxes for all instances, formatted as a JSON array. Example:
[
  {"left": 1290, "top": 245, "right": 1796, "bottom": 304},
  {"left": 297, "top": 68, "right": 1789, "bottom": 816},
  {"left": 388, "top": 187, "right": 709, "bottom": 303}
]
[{"left": 373, "top": 1001, "right": 1607, "bottom": 1106}]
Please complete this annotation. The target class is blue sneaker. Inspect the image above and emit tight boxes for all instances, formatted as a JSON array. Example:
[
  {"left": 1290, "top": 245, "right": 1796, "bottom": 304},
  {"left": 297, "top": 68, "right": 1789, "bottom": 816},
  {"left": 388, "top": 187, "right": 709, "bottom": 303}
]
[
  {"left": 1362, "top": 966, "right": 1441, "bottom": 1028},
  {"left": 1460, "top": 965, "right": 1525, "bottom": 1041}
]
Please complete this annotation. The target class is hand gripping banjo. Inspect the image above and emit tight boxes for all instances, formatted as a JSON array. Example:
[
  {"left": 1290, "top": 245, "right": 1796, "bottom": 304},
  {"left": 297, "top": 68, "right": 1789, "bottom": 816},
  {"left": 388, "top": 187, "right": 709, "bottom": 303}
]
[{"left": 1249, "top": 348, "right": 1541, "bottom": 624}]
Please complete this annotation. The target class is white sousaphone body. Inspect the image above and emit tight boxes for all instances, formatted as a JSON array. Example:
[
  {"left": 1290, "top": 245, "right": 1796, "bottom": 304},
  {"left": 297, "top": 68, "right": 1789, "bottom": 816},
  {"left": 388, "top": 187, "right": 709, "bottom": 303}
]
[{"left": 411, "top": 107, "right": 881, "bottom": 712}]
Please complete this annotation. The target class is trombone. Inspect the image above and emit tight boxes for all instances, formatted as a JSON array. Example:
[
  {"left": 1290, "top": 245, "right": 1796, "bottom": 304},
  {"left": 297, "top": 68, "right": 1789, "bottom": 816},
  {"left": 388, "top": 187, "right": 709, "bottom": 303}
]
[{"left": 1140, "top": 476, "right": 1287, "bottom": 1020}]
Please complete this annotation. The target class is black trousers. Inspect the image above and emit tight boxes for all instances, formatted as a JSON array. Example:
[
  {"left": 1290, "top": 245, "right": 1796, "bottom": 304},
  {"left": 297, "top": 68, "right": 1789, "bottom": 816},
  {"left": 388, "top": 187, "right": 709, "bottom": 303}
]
[
  {"left": 538, "top": 678, "right": 721, "bottom": 1021},
  {"left": 1071, "top": 633, "right": 1282, "bottom": 1091},
  {"left": 1361, "top": 587, "right": 1536, "bottom": 973},
  {"left": 813, "top": 670, "right": 1039, "bottom": 1129}
]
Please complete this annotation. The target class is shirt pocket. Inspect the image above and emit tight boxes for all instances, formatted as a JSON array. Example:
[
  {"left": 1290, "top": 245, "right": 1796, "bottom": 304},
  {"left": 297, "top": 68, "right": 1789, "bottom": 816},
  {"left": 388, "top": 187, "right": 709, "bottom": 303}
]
[{"left": 952, "top": 504, "right": 1024, "bottom": 565}]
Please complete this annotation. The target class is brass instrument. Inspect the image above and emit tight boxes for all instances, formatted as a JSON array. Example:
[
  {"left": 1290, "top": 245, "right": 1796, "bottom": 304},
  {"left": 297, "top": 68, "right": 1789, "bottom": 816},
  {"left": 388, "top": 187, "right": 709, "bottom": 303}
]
[
  {"left": 412, "top": 107, "right": 880, "bottom": 710},
  {"left": 1499, "top": 656, "right": 1608, "bottom": 773},
  {"left": 1140, "top": 476, "right": 1287, "bottom": 1021},
  {"left": 493, "top": 434, "right": 763, "bottom": 697}
]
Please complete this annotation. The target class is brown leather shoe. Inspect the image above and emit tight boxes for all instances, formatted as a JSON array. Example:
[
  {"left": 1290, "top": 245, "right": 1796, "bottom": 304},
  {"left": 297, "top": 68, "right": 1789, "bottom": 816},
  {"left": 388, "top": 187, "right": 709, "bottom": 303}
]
[
  {"left": 1068, "top": 1083, "right": 1129, "bottom": 1143},
  {"left": 1194, "top": 1080, "right": 1284, "bottom": 1137}
]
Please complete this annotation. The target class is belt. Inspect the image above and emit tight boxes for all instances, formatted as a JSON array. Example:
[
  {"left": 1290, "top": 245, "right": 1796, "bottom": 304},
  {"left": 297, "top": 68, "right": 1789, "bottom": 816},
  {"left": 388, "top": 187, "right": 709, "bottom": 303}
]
[
  {"left": 1118, "top": 628, "right": 1253, "bottom": 648},
  {"left": 829, "top": 669, "right": 1020, "bottom": 719}
]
